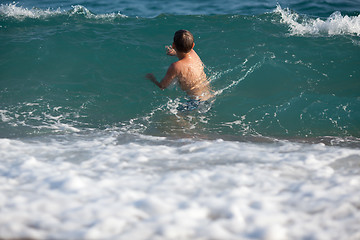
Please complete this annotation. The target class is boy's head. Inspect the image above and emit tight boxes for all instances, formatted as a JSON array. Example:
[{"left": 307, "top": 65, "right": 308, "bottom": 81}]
[{"left": 173, "top": 30, "right": 194, "bottom": 53}]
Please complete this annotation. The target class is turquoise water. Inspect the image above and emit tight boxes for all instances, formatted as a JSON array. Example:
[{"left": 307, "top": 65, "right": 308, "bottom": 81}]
[
  {"left": 1, "top": 1, "right": 360, "bottom": 239},
  {"left": 1, "top": 3, "right": 359, "bottom": 141}
]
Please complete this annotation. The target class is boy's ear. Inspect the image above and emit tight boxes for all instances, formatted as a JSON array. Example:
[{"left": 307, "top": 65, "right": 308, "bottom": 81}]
[
  {"left": 192, "top": 43, "right": 195, "bottom": 49},
  {"left": 172, "top": 42, "right": 176, "bottom": 49}
]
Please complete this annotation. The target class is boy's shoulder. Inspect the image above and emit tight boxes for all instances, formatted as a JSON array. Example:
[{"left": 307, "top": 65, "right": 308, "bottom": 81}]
[{"left": 171, "top": 59, "right": 185, "bottom": 72}]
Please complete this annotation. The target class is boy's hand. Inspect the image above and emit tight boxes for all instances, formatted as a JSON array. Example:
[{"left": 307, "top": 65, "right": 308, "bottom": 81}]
[{"left": 165, "top": 45, "right": 176, "bottom": 56}]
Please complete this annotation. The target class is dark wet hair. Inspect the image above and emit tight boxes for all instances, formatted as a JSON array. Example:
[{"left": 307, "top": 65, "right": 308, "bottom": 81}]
[{"left": 173, "top": 30, "right": 194, "bottom": 53}]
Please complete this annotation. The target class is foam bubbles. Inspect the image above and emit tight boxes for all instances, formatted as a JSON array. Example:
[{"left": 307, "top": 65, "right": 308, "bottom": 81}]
[
  {"left": 69, "top": 5, "right": 127, "bottom": 19},
  {"left": 275, "top": 5, "right": 360, "bottom": 36},
  {"left": 0, "top": 3, "right": 127, "bottom": 20},
  {"left": 0, "top": 134, "right": 360, "bottom": 239},
  {"left": 0, "top": 3, "right": 62, "bottom": 19}
]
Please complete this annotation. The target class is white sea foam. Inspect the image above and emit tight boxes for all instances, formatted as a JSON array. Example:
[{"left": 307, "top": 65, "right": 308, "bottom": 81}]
[
  {"left": 0, "top": 110, "right": 12, "bottom": 122},
  {"left": 0, "top": 3, "right": 62, "bottom": 19},
  {"left": 69, "top": 5, "right": 127, "bottom": 19},
  {"left": 0, "top": 3, "right": 127, "bottom": 20},
  {"left": 275, "top": 5, "right": 360, "bottom": 36},
  {"left": 0, "top": 133, "right": 359, "bottom": 239},
  {"left": 0, "top": 105, "right": 82, "bottom": 135}
]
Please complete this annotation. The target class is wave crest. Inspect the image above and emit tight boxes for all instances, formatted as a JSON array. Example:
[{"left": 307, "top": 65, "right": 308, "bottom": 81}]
[
  {"left": 0, "top": 2, "right": 62, "bottom": 19},
  {"left": 0, "top": 3, "right": 127, "bottom": 20},
  {"left": 69, "top": 5, "right": 127, "bottom": 19},
  {"left": 275, "top": 5, "right": 360, "bottom": 36}
]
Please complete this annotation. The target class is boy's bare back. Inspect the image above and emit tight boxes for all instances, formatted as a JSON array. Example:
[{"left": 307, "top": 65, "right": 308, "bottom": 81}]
[
  {"left": 146, "top": 30, "right": 212, "bottom": 101},
  {"left": 169, "top": 47, "right": 211, "bottom": 101}
]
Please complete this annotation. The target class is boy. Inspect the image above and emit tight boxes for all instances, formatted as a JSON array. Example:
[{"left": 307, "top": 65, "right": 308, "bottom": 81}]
[{"left": 146, "top": 30, "right": 212, "bottom": 108}]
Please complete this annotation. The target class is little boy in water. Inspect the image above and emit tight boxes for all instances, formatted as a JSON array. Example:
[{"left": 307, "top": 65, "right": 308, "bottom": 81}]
[{"left": 146, "top": 30, "right": 212, "bottom": 109}]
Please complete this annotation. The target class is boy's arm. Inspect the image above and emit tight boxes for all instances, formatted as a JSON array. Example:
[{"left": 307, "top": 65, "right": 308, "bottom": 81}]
[{"left": 146, "top": 63, "right": 177, "bottom": 90}]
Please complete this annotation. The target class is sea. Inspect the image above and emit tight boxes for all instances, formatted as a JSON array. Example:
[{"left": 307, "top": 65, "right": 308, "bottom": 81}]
[{"left": 0, "top": 0, "right": 360, "bottom": 239}]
